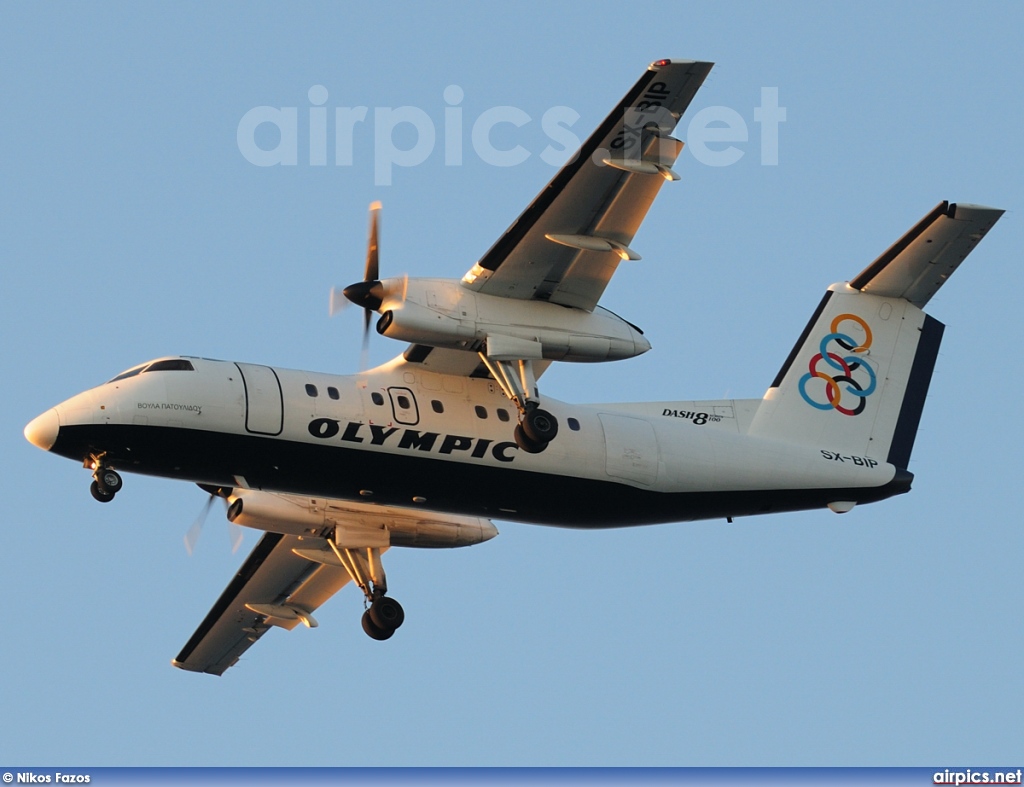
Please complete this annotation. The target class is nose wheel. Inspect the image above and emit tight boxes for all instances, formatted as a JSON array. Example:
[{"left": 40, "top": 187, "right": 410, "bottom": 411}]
[
  {"left": 89, "top": 462, "right": 123, "bottom": 503},
  {"left": 90, "top": 480, "right": 114, "bottom": 503}
]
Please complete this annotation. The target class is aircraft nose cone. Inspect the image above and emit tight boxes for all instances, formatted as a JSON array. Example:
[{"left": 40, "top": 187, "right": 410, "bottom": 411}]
[{"left": 24, "top": 409, "right": 59, "bottom": 451}]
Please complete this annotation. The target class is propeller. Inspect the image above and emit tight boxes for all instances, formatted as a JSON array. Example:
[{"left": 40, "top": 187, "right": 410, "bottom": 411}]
[
  {"left": 328, "top": 201, "right": 407, "bottom": 369},
  {"left": 185, "top": 484, "right": 243, "bottom": 555},
  {"left": 328, "top": 201, "right": 383, "bottom": 367}
]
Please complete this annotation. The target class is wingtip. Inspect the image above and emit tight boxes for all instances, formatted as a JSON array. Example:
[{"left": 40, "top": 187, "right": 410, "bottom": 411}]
[
  {"left": 649, "top": 58, "right": 715, "bottom": 70},
  {"left": 946, "top": 202, "right": 1005, "bottom": 219}
]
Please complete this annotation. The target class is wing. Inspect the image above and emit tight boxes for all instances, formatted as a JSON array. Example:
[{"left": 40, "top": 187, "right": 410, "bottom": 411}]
[
  {"left": 173, "top": 493, "right": 497, "bottom": 675},
  {"left": 172, "top": 531, "right": 355, "bottom": 675},
  {"left": 461, "top": 59, "right": 714, "bottom": 312},
  {"left": 850, "top": 201, "right": 1004, "bottom": 307}
]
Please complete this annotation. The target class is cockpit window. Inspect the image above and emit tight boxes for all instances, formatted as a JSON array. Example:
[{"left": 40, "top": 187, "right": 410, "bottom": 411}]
[
  {"left": 107, "top": 365, "right": 147, "bottom": 383},
  {"left": 144, "top": 359, "right": 195, "bottom": 373},
  {"left": 106, "top": 359, "right": 195, "bottom": 384}
]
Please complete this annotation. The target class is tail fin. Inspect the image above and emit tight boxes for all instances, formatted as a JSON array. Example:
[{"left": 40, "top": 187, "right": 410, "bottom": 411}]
[{"left": 748, "top": 201, "right": 1002, "bottom": 468}]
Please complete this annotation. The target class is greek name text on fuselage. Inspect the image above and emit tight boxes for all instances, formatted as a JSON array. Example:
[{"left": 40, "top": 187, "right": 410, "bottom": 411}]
[{"left": 138, "top": 402, "right": 202, "bottom": 415}]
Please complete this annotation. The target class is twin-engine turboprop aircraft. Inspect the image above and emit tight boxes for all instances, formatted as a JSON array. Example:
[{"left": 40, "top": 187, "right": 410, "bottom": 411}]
[{"left": 24, "top": 60, "right": 1003, "bottom": 675}]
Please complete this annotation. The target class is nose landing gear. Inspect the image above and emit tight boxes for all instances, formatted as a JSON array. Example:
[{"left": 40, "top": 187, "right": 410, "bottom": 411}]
[{"left": 88, "top": 458, "right": 122, "bottom": 503}]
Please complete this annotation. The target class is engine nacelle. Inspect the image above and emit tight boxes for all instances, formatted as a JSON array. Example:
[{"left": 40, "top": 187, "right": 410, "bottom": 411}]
[
  {"left": 227, "top": 491, "right": 329, "bottom": 536},
  {"left": 375, "top": 300, "right": 476, "bottom": 347},
  {"left": 374, "top": 277, "right": 651, "bottom": 362},
  {"left": 388, "top": 517, "right": 498, "bottom": 548},
  {"left": 226, "top": 490, "right": 498, "bottom": 548}
]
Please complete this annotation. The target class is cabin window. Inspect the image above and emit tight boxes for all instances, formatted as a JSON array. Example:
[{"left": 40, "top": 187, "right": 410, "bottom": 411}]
[
  {"left": 397, "top": 394, "right": 412, "bottom": 410},
  {"left": 496, "top": 409, "right": 510, "bottom": 422},
  {"left": 371, "top": 392, "right": 384, "bottom": 406},
  {"left": 431, "top": 400, "right": 444, "bottom": 413},
  {"left": 475, "top": 405, "right": 488, "bottom": 419},
  {"left": 327, "top": 387, "right": 340, "bottom": 400},
  {"left": 305, "top": 384, "right": 318, "bottom": 397},
  {"left": 567, "top": 417, "right": 581, "bottom": 431}
]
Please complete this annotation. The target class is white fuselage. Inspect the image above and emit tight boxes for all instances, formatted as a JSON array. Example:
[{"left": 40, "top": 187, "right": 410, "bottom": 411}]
[{"left": 28, "top": 355, "right": 906, "bottom": 527}]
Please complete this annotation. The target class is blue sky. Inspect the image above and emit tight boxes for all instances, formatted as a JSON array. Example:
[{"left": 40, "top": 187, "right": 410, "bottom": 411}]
[{"left": 3, "top": 0, "right": 1021, "bottom": 767}]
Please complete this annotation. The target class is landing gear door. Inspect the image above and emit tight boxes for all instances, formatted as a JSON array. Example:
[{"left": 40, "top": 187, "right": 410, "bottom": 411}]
[
  {"left": 235, "top": 363, "right": 284, "bottom": 436},
  {"left": 387, "top": 387, "right": 419, "bottom": 426}
]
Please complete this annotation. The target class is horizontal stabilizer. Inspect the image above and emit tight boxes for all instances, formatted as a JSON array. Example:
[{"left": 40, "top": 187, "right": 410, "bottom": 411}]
[
  {"left": 850, "top": 201, "right": 1004, "bottom": 307},
  {"left": 750, "top": 200, "right": 1002, "bottom": 468}
]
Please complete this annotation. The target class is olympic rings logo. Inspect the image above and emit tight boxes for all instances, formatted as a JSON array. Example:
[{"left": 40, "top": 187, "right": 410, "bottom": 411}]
[{"left": 798, "top": 313, "right": 877, "bottom": 416}]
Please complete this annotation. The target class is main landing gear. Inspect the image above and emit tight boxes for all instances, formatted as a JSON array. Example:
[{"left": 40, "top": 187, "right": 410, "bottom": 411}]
[
  {"left": 513, "top": 403, "right": 559, "bottom": 454},
  {"left": 88, "top": 458, "right": 123, "bottom": 503},
  {"left": 361, "top": 595, "right": 406, "bottom": 641},
  {"left": 477, "top": 352, "right": 559, "bottom": 453},
  {"left": 324, "top": 538, "right": 406, "bottom": 641}
]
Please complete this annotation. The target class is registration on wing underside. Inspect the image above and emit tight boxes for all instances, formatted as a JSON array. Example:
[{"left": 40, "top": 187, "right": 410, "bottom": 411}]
[{"left": 462, "top": 60, "right": 714, "bottom": 312}]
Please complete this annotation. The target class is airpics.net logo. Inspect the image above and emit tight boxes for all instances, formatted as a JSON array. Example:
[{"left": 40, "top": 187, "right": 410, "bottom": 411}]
[{"left": 236, "top": 85, "right": 786, "bottom": 185}]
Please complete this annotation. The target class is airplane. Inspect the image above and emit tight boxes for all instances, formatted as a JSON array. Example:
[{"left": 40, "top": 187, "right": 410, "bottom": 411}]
[{"left": 23, "top": 59, "right": 1003, "bottom": 675}]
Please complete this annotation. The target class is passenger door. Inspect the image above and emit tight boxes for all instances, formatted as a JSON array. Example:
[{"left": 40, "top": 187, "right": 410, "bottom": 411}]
[{"left": 235, "top": 363, "right": 284, "bottom": 436}]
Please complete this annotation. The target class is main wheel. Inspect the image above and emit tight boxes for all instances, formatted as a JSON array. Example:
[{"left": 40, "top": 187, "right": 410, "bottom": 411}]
[
  {"left": 522, "top": 408, "right": 558, "bottom": 444},
  {"left": 90, "top": 480, "right": 114, "bottom": 503},
  {"left": 96, "top": 469, "right": 122, "bottom": 495},
  {"left": 361, "top": 610, "right": 394, "bottom": 641},
  {"left": 369, "top": 596, "right": 405, "bottom": 631},
  {"left": 514, "top": 424, "right": 547, "bottom": 454}
]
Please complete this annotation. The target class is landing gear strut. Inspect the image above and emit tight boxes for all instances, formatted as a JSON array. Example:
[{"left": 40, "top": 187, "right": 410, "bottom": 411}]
[
  {"left": 327, "top": 538, "right": 405, "bottom": 641},
  {"left": 88, "top": 458, "right": 122, "bottom": 503},
  {"left": 477, "top": 352, "right": 559, "bottom": 453}
]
